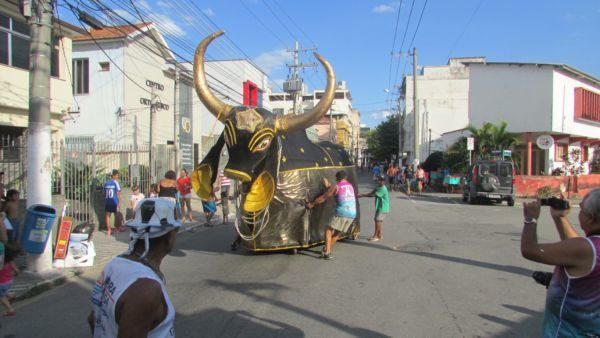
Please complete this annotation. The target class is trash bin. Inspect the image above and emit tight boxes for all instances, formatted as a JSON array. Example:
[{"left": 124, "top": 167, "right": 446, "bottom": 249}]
[{"left": 20, "top": 204, "right": 57, "bottom": 254}]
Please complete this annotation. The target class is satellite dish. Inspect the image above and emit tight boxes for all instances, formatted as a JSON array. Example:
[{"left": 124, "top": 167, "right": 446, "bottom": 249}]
[{"left": 536, "top": 135, "right": 554, "bottom": 150}]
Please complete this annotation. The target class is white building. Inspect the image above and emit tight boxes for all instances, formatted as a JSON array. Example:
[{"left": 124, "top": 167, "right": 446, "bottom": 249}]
[
  {"left": 401, "top": 58, "right": 600, "bottom": 175},
  {"left": 401, "top": 57, "right": 484, "bottom": 163},
  {"left": 468, "top": 62, "right": 600, "bottom": 175},
  {"left": 67, "top": 23, "right": 269, "bottom": 168}
]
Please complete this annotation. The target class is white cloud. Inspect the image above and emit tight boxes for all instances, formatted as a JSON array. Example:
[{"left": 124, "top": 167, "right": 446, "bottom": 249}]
[
  {"left": 152, "top": 13, "right": 186, "bottom": 37},
  {"left": 370, "top": 110, "right": 393, "bottom": 120},
  {"left": 254, "top": 49, "right": 289, "bottom": 75},
  {"left": 202, "top": 8, "right": 215, "bottom": 17},
  {"left": 157, "top": 0, "right": 169, "bottom": 8},
  {"left": 112, "top": 9, "right": 135, "bottom": 22},
  {"left": 118, "top": 0, "right": 185, "bottom": 38},
  {"left": 373, "top": 4, "right": 394, "bottom": 13}
]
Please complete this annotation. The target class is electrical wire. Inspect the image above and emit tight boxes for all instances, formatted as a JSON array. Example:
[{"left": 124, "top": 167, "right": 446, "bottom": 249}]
[{"left": 447, "top": 0, "right": 484, "bottom": 58}]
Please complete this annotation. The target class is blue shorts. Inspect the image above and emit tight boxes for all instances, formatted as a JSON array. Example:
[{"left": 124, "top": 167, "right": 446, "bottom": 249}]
[
  {"left": 105, "top": 202, "right": 118, "bottom": 213},
  {"left": 202, "top": 201, "right": 216, "bottom": 213},
  {"left": 0, "top": 283, "right": 11, "bottom": 297}
]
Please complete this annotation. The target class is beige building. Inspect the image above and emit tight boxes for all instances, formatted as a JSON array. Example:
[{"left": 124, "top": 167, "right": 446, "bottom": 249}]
[{"left": 0, "top": 2, "right": 84, "bottom": 143}]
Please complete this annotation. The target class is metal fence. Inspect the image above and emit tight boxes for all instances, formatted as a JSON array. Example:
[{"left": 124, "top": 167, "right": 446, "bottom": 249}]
[{"left": 0, "top": 133, "right": 176, "bottom": 227}]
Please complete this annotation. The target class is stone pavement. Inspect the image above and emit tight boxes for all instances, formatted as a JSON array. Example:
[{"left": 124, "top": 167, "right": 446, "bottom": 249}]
[{"left": 9, "top": 196, "right": 229, "bottom": 301}]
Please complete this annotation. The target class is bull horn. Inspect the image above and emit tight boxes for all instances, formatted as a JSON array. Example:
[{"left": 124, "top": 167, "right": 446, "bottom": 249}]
[
  {"left": 278, "top": 52, "right": 335, "bottom": 133},
  {"left": 194, "top": 31, "right": 232, "bottom": 122}
]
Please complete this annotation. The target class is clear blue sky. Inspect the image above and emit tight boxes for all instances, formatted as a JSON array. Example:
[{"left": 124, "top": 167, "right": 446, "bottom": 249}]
[{"left": 58, "top": 0, "right": 600, "bottom": 128}]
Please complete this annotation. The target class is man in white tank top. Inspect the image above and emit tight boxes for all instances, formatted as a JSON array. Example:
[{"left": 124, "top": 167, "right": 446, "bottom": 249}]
[{"left": 88, "top": 198, "right": 181, "bottom": 337}]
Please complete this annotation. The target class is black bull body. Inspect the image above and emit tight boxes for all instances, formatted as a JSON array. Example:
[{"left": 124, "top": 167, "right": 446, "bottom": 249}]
[
  {"left": 190, "top": 32, "right": 359, "bottom": 251},
  {"left": 194, "top": 124, "right": 360, "bottom": 251}
]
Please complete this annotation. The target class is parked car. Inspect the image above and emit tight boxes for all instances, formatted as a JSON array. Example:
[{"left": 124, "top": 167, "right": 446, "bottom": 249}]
[{"left": 462, "top": 160, "right": 516, "bottom": 206}]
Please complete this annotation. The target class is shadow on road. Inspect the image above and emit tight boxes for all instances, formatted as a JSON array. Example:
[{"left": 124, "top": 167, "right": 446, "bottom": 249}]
[
  {"left": 479, "top": 307, "right": 543, "bottom": 337},
  {"left": 176, "top": 308, "right": 305, "bottom": 337},
  {"left": 205, "top": 279, "right": 391, "bottom": 338},
  {"left": 396, "top": 250, "right": 533, "bottom": 277}
]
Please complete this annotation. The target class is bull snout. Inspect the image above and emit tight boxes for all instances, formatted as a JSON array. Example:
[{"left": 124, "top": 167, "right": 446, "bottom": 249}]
[{"left": 224, "top": 168, "right": 252, "bottom": 182}]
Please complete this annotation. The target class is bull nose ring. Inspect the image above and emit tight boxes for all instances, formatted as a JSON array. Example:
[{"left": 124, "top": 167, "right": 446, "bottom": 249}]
[{"left": 224, "top": 169, "right": 252, "bottom": 182}]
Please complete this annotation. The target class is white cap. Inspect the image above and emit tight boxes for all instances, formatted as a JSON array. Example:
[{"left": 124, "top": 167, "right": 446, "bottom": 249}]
[{"left": 124, "top": 198, "right": 181, "bottom": 258}]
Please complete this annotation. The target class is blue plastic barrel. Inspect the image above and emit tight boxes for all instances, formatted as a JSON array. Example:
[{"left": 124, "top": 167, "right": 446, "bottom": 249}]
[{"left": 20, "top": 204, "right": 56, "bottom": 254}]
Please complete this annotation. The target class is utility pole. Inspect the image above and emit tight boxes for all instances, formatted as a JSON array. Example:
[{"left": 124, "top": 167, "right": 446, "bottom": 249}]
[
  {"left": 27, "top": 0, "right": 53, "bottom": 272},
  {"left": 284, "top": 42, "right": 316, "bottom": 114},
  {"left": 412, "top": 47, "right": 419, "bottom": 165},
  {"left": 173, "top": 63, "right": 180, "bottom": 170},
  {"left": 149, "top": 87, "right": 157, "bottom": 184},
  {"left": 329, "top": 108, "right": 335, "bottom": 142}
]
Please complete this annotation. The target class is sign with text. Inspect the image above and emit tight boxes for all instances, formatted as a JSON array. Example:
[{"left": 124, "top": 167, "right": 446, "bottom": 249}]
[
  {"left": 536, "top": 134, "right": 554, "bottom": 150},
  {"left": 467, "top": 137, "right": 475, "bottom": 151}
]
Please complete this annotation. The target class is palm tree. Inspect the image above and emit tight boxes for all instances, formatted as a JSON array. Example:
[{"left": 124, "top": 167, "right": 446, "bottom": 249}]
[{"left": 467, "top": 121, "right": 519, "bottom": 159}]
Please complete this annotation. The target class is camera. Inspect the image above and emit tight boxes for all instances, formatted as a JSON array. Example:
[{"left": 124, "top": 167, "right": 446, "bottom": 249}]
[
  {"left": 532, "top": 271, "right": 553, "bottom": 289},
  {"left": 540, "top": 197, "right": 570, "bottom": 210}
]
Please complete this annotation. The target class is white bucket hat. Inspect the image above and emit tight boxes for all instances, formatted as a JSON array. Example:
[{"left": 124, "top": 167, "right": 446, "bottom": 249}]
[{"left": 124, "top": 198, "right": 182, "bottom": 258}]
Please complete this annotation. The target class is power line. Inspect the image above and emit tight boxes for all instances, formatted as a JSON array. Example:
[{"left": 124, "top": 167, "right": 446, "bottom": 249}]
[
  {"left": 407, "top": 0, "right": 429, "bottom": 50},
  {"left": 260, "top": 0, "right": 299, "bottom": 43},
  {"left": 447, "top": 0, "right": 484, "bottom": 58},
  {"left": 272, "top": 0, "right": 316, "bottom": 48},
  {"left": 238, "top": 0, "right": 288, "bottom": 49}
]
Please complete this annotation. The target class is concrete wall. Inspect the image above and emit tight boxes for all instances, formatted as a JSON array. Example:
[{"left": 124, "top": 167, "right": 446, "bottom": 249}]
[
  {"left": 468, "top": 64, "right": 554, "bottom": 133},
  {"left": 514, "top": 174, "right": 600, "bottom": 198},
  {"left": 403, "top": 60, "right": 472, "bottom": 162}
]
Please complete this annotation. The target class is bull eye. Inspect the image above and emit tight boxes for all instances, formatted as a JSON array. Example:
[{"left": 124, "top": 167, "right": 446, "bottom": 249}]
[{"left": 252, "top": 136, "right": 272, "bottom": 153}]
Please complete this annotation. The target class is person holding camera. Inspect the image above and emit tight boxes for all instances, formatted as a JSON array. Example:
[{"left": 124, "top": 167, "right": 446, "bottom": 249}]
[{"left": 521, "top": 188, "right": 600, "bottom": 337}]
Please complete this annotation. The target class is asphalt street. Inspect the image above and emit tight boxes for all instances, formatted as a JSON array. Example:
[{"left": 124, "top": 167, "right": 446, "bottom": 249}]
[{"left": 1, "top": 174, "right": 576, "bottom": 337}]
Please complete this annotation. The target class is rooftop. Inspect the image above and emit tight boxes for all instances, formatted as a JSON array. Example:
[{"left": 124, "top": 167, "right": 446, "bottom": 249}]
[{"left": 72, "top": 23, "right": 150, "bottom": 41}]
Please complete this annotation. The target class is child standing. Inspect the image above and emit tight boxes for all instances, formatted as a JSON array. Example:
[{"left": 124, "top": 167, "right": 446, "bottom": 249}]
[
  {"left": 148, "top": 184, "right": 159, "bottom": 198},
  {"left": 0, "top": 246, "right": 20, "bottom": 316},
  {"left": 129, "top": 185, "right": 145, "bottom": 211},
  {"left": 357, "top": 176, "right": 389, "bottom": 241},
  {"left": 202, "top": 191, "right": 217, "bottom": 227},
  {"left": 220, "top": 191, "right": 229, "bottom": 224},
  {"left": 2, "top": 189, "right": 20, "bottom": 244}
]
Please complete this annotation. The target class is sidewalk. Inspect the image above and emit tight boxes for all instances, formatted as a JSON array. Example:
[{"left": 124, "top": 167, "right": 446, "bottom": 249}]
[{"left": 10, "top": 196, "right": 220, "bottom": 301}]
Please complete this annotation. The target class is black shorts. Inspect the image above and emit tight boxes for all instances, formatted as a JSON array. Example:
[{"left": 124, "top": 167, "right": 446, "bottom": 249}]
[
  {"left": 388, "top": 177, "right": 395, "bottom": 184},
  {"left": 105, "top": 203, "right": 117, "bottom": 213}
]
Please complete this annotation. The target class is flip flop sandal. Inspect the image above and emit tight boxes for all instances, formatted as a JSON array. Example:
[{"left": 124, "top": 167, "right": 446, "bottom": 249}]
[{"left": 3, "top": 311, "right": 15, "bottom": 317}]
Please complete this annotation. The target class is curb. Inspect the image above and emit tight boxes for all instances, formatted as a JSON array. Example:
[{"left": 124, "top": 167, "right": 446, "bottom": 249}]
[{"left": 15, "top": 269, "right": 82, "bottom": 302}]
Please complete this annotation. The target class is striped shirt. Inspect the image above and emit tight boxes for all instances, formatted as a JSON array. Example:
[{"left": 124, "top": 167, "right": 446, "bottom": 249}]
[{"left": 220, "top": 172, "right": 231, "bottom": 187}]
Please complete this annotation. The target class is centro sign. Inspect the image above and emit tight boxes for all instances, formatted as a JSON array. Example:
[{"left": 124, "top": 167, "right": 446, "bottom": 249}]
[{"left": 145, "top": 80, "right": 164, "bottom": 91}]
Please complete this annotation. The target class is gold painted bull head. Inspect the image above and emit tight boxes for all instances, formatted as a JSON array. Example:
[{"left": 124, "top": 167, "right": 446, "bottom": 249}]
[{"left": 192, "top": 32, "right": 335, "bottom": 213}]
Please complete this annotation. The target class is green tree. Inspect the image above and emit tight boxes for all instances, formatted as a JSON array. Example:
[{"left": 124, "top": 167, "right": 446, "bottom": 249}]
[
  {"left": 467, "top": 121, "right": 519, "bottom": 159},
  {"left": 367, "top": 114, "right": 399, "bottom": 161},
  {"left": 445, "top": 137, "right": 470, "bottom": 173}
]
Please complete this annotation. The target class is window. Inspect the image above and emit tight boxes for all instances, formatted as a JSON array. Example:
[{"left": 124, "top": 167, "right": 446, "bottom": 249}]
[
  {"left": 72, "top": 58, "right": 89, "bottom": 94},
  {"left": 555, "top": 144, "right": 568, "bottom": 162},
  {"left": 335, "top": 92, "right": 345, "bottom": 99},
  {"left": 99, "top": 62, "right": 110, "bottom": 71},
  {"left": 582, "top": 145, "right": 589, "bottom": 162},
  {"left": 0, "top": 13, "right": 30, "bottom": 70},
  {"left": 51, "top": 36, "right": 60, "bottom": 77},
  {"left": 574, "top": 87, "right": 600, "bottom": 123},
  {"left": 243, "top": 80, "right": 258, "bottom": 107}
]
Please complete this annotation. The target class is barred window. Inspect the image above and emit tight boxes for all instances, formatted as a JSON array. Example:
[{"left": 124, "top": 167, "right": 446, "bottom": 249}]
[{"left": 72, "top": 58, "right": 89, "bottom": 95}]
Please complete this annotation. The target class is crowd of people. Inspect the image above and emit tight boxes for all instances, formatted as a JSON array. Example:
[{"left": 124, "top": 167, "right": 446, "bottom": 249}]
[{"left": 103, "top": 168, "right": 232, "bottom": 235}]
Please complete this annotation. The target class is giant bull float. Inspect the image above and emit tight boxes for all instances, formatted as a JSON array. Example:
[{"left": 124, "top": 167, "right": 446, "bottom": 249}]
[{"left": 191, "top": 32, "right": 359, "bottom": 252}]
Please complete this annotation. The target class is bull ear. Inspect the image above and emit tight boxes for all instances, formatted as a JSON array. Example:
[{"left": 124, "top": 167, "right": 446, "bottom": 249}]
[
  {"left": 277, "top": 53, "right": 335, "bottom": 133},
  {"left": 191, "top": 134, "right": 225, "bottom": 200},
  {"left": 194, "top": 32, "right": 232, "bottom": 122}
]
